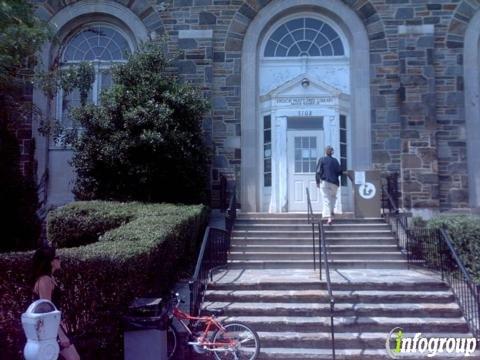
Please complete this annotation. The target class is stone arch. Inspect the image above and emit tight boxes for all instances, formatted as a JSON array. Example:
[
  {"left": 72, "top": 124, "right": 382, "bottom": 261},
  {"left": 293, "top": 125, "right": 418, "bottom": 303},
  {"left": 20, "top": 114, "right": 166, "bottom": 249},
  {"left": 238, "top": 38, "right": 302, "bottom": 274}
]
[
  {"left": 37, "top": 0, "right": 164, "bottom": 36},
  {"left": 33, "top": 0, "right": 154, "bottom": 206},
  {"left": 225, "top": 0, "right": 384, "bottom": 52},
  {"left": 446, "top": 1, "right": 479, "bottom": 48},
  {"left": 238, "top": 0, "right": 374, "bottom": 211},
  {"left": 464, "top": 9, "right": 480, "bottom": 208}
]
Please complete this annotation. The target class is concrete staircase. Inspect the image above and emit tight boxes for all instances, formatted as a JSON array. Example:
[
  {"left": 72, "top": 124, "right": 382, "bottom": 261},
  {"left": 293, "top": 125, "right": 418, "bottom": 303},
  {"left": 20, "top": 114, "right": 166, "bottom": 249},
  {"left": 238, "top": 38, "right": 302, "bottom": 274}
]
[
  {"left": 202, "top": 213, "right": 477, "bottom": 359},
  {"left": 229, "top": 213, "right": 408, "bottom": 269}
]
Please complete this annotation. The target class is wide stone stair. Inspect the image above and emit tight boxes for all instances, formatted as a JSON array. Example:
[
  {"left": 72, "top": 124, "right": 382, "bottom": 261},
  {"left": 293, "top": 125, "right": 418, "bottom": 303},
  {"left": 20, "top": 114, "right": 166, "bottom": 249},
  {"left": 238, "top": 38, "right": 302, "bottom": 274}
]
[
  {"left": 202, "top": 213, "right": 478, "bottom": 359},
  {"left": 229, "top": 213, "right": 408, "bottom": 269}
]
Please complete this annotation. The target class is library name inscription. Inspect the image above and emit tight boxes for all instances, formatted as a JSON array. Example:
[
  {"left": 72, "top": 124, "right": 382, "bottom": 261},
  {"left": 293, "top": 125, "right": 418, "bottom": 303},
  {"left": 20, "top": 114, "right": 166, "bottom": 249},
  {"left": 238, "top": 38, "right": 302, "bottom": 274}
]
[{"left": 275, "top": 97, "right": 334, "bottom": 106}]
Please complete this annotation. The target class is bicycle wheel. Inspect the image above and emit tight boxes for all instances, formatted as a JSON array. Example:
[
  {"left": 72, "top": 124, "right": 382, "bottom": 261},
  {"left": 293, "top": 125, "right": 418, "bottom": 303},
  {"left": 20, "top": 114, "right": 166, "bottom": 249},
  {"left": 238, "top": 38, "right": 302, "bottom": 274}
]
[
  {"left": 212, "top": 322, "right": 260, "bottom": 360},
  {"left": 167, "top": 325, "right": 177, "bottom": 359}
]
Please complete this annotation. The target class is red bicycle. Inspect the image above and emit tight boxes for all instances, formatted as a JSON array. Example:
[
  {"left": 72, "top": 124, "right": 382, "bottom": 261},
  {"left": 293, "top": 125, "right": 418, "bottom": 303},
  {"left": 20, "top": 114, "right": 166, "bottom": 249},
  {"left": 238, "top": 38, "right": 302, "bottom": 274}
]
[{"left": 166, "top": 293, "right": 260, "bottom": 360}]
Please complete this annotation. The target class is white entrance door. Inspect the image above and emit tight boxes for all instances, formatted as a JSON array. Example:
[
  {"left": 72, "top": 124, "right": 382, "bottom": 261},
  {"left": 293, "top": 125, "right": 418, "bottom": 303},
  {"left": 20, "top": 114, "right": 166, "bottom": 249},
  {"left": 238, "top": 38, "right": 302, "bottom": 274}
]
[{"left": 287, "top": 131, "right": 324, "bottom": 212}]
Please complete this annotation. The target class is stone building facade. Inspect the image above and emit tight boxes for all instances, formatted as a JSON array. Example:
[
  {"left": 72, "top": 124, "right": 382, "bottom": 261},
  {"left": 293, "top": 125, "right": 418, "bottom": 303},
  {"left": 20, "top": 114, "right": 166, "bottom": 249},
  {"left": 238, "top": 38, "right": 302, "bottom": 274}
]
[{"left": 27, "top": 0, "right": 480, "bottom": 215}]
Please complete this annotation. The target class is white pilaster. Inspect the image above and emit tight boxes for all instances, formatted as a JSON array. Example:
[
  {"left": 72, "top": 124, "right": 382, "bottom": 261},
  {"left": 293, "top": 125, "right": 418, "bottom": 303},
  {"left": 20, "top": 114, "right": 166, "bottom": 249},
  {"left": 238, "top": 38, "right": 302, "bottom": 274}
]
[{"left": 270, "top": 116, "right": 288, "bottom": 212}]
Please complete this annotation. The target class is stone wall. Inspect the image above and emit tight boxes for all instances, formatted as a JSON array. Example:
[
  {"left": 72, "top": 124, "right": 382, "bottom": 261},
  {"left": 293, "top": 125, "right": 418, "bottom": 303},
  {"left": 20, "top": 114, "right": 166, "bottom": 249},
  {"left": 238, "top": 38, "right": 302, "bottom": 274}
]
[{"left": 32, "top": 0, "right": 475, "bottom": 210}]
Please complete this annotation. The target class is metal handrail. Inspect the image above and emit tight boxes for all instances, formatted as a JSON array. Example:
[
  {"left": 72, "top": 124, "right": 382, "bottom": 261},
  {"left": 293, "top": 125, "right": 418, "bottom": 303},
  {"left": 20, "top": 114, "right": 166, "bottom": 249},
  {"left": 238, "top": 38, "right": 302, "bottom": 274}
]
[
  {"left": 306, "top": 188, "right": 318, "bottom": 272},
  {"left": 382, "top": 184, "right": 480, "bottom": 339},
  {"left": 438, "top": 228, "right": 480, "bottom": 339},
  {"left": 382, "top": 185, "right": 399, "bottom": 214},
  {"left": 189, "top": 226, "right": 229, "bottom": 316},
  {"left": 306, "top": 187, "right": 314, "bottom": 224},
  {"left": 225, "top": 184, "right": 237, "bottom": 235},
  {"left": 306, "top": 187, "right": 335, "bottom": 358},
  {"left": 318, "top": 220, "right": 336, "bottom": 360},
  {"left": 189, "top": 182, "right": 236, "bottom": 316}
]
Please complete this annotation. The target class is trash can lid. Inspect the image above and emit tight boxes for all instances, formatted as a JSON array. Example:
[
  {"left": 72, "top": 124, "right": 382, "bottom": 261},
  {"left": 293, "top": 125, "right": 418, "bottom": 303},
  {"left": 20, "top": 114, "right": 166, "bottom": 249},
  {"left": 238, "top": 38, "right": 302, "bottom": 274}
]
[
  {"left": 25, "top": 299, "right": 58, "bottom": 314},
  {"left": 128, "top": 297, "right": 164, "bottom": 317},
  {"left": 129, "top": 297, "right": 162, "bottom": 309}
]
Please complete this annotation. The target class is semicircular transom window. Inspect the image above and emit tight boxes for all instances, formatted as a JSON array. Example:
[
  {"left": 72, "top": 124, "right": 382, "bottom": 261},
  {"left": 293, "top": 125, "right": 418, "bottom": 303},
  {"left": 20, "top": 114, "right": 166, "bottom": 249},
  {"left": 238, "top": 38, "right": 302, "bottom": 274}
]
[
  {"left": 264, "top": 18, "right": 345, "bottom": 57},
  {"left": 62, "top": 25, "right": 131, "bottom": 62}
]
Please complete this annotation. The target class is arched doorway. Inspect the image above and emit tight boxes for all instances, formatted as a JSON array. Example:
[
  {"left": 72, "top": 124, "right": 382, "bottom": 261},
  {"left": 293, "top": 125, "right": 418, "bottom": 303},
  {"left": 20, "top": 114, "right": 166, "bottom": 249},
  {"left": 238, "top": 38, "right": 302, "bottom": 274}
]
[{"left": 240, "top": 0, "right": 372, "bottom": 212}]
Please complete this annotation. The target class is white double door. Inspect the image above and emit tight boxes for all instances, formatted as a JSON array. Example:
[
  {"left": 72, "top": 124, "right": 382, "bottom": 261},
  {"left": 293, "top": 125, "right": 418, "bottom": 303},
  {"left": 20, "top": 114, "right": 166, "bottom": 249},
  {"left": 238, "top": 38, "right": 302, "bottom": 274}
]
[{"left": 287, "top": 130, "right": 324, "bottom": 212}]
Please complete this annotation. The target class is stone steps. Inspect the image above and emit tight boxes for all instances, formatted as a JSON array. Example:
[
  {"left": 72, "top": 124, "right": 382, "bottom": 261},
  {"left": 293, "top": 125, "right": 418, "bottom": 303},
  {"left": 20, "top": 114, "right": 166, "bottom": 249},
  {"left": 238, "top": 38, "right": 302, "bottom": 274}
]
[
  {"left": 230, "top": 214, "right": 401, "bottom": 269},
  {"left": 255, "top": 332, "right": 475, "bottom": 349},
  {"left": 205, "top": 289, "right": 455, "bottom": 303},
  {"left": 229, "top": 251, "right": 404, "bottom": 260},
  {"left": 231, "top": 244, "right": 399, "bottom": 252},
  {"left": 215, "top": 315, "right": 469, "bottom": 333},
  {"left": 199, "top": 215, "right": 473, "bottom": 359},
  {"left": 232, "top": 230, "right": 393, "bottom": 238},
  {"left": 234, "top": 224, "right": 392, "bottom": 231},
  {"left": 208, "top": 279, "right": 449, "bottom": 291},
  {"left": 231, "top": 237, "right": 397, "bottom": 245},
  {"left": 257, "top": 347, "right": 479, "bottom": 359},
  {"left": 227, "top": 259, "right": 410, "bottom": 269},
  {"left": 203, "top": 301, "right": 462, "bottom": 317},
  {"left": 236, "top": 212, "right": 358, "bottom": 220},
  {"left": 236, "top": 218, "right": 384, "bottom": 224}
]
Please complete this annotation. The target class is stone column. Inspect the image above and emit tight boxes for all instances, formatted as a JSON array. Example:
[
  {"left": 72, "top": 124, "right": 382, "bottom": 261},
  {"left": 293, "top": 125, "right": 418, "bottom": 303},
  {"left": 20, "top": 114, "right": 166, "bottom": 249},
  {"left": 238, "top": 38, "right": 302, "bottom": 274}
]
[
  {"left": 398, "top": 25, "right": 439, "bottom": 214},
  {"left": 270, "top": 116, "right": 287, "bottom": 213}
]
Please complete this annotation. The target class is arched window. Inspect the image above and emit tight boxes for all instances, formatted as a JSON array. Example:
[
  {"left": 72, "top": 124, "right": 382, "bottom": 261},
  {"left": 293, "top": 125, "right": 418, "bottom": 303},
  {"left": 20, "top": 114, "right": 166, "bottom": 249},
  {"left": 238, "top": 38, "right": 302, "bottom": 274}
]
[
  {"left": 57, "top": 24, "right": 132, "bottom": 128},
  {"left": 264, "top": 17, "right": 344, "bottom": 57}
]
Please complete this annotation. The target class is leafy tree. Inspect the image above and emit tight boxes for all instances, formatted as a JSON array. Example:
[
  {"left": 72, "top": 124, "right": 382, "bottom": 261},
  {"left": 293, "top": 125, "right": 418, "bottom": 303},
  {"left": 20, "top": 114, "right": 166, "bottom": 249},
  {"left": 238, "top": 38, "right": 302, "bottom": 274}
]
[
  {"left": 0, "top": 0, "right": 50, "bottom": 119},
  {"left": 0, "top": 0, "right": 50, "bottom": 251},
  {"left": 71, "top": 43, "right": 210, "bottom": 203}
]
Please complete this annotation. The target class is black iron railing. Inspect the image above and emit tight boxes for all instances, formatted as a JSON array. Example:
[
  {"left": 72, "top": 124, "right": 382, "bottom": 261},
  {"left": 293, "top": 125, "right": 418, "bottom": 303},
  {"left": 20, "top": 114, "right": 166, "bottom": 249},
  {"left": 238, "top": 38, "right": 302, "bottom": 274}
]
[
  {"left": 305, "top": 188, "right": 335, "bottom": 358},
  {"left": 225, "top": 184, "right": 237, "bottom": 235},
  {"left": 406, "top": 226, "right": 480, "bottom": 339},
  {"left": 382, "top": 181, "right": 480, "bottom": 339},
  {"left": 189, "top": 183, "right": 237, "bottom": 316},
  {"left": 318, "top": 220, "right": 336, "bottom": 359},
  {"left": 219, "top": 174, "right": 228, "bottom": 212},
  {"left": 306, "top": 188, "right": 318, "bottom": 272}
]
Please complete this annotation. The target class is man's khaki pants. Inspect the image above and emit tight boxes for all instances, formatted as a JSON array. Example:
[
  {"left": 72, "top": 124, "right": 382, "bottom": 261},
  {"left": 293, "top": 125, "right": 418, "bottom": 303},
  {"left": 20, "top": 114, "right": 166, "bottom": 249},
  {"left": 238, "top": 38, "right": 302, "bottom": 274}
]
[{"left": 320, "top": 181, "right": 338, "bottom": 219}]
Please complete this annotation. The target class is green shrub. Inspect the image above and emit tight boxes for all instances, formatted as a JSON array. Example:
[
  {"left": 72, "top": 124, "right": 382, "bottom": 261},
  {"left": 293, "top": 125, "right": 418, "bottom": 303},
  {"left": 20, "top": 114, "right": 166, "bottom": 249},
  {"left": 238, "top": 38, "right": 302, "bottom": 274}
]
[
  {"left": 427, "top": 214, "right": 480, "bottom": 281},
  {"left": 47, "top": 201, "right": 134, "bottom": 247},
  {"left": 411, "top": 216, "right": 427, "bottom": 228},
  {"left": 0, "top": 202, "right": 208, "bottom": 359},
  {"left": 70, "top": 43, "right": 210, "bottom": 204}
]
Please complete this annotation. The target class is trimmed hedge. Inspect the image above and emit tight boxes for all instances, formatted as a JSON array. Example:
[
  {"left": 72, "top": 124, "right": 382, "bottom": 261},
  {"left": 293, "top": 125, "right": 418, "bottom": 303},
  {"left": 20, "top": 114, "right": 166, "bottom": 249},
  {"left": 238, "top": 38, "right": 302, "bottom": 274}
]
[
  {"left": 0, "top": 201, "right": 208, "bottom": 359},
  {"left": 427, "top": 214, "right": 480, "bottom": 282}
]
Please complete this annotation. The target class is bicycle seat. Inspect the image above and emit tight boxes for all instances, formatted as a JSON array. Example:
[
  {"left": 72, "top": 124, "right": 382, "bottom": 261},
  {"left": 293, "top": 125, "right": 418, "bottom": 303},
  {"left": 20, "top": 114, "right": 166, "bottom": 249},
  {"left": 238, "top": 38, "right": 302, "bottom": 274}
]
[{"left": 200, "top": 308, "right": 224, "bottom": 316}]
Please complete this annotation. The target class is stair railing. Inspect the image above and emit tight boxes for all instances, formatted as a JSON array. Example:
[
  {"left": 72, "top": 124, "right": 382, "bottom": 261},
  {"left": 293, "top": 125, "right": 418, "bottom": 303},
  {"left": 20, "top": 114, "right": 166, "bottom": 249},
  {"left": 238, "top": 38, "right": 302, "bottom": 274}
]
[
  {"left": 225, "top": 184, "right": 237, "bottom": 235},
  {"left": 318, "top": 220, "right": 336, "bottom": 359},
  {"left": 438, "top": 228, "right": 480, "bottom": 339},
  {"left": 189, "top": 182, "right": 236, "bottom": 316},
  {"left": 306, "top": 188, "right": 319, "bottom": 273},
  {"left": 381, "top": 178, "right": 411, "bottom": 257},
  {"left": 382, "top": 181, "right": 480, "bottom": 339},
  {"left": 406, "top": 226, "right": 480, "bottom": 339}
]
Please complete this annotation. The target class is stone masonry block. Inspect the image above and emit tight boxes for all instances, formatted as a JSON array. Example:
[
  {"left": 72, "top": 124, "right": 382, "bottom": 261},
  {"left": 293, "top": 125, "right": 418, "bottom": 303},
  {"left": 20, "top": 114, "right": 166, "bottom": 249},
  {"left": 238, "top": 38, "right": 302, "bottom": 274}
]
[
  {"left": 402, "top": 154, "right": 422, "bottom": 168},
  {"left": 200, "top": 12, "right": 216, "bottom": 25},
  {"left": 396, "top": 8, "right": 414, "bottom": 20},
  {"left": 178, "top": 38, "right": 198, "bottom": 49}
]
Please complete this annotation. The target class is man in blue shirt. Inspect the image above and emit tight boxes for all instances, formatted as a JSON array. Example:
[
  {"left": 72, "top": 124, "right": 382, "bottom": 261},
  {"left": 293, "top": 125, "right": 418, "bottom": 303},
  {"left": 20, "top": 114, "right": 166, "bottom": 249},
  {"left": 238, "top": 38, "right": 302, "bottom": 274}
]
[{"left": 316, "top": 145, "right": 343, "bottom": 224}]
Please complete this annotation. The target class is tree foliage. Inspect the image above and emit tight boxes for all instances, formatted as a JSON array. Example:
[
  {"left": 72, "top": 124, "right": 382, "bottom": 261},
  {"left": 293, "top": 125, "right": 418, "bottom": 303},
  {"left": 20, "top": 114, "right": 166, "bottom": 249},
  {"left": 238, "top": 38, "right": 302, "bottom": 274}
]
[
  {"left": 71, "top": 43, "right": 210, "bottom": 203},
  {"left": 0, "top": 0, "right": 49, "bottom": 252},
  {"left": 0, "top": 0, "right": 50, "bottom": 110}
]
